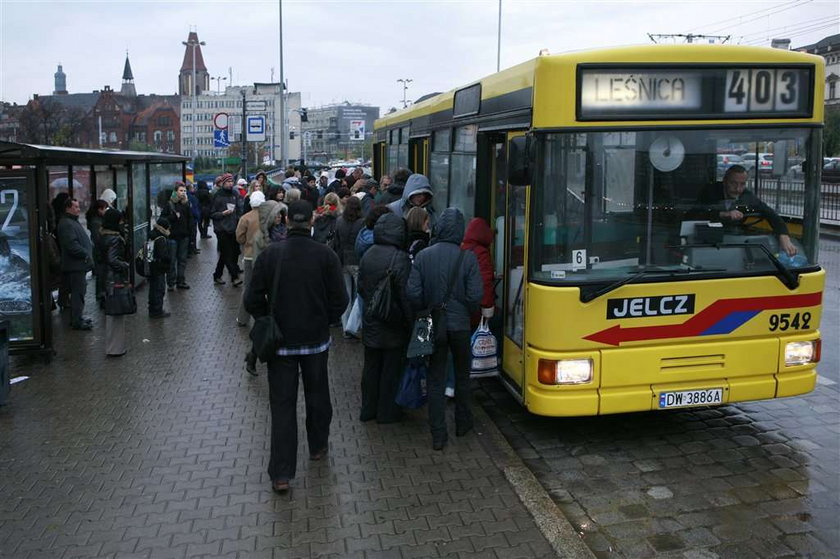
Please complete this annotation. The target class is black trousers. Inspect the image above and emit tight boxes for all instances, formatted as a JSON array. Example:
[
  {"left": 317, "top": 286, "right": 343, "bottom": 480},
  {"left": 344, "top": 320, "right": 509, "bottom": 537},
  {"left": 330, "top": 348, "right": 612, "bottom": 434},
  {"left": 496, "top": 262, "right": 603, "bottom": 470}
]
[
  {"left": 266, "top": 350, "right": 332, "bottom": 481},
  {"left": 147, "top": 273, "right": 166, "bottom": 315},
  {"left": 427, "top": 330, "right": 472, "bottom": 444},
  {"left": 200, "top": 212, "right": 211, "bottom": 237},
  {"left": 62, "top": 270, "right": 87, "bottom": 326},
  {"left": 360, "top": 346, "right": 405, "bottom": 423},
  {"left": 214, "top": 232, "right": 239, "bottom": 280}
]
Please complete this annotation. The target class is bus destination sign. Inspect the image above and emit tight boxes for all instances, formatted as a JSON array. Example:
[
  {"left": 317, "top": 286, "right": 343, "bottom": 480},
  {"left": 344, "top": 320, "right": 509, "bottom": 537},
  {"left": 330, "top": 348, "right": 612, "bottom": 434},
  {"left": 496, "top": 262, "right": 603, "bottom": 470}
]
[{"left": 577, "top": 65, "right": 812, "bottom": 121}]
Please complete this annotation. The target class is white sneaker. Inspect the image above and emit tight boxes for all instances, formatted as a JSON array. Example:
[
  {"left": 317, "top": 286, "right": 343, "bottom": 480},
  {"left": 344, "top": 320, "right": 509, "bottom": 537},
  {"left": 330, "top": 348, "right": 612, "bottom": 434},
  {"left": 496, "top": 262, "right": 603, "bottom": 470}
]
[{"left": 445, "top": 387, "right": 455, "bottom": 398}]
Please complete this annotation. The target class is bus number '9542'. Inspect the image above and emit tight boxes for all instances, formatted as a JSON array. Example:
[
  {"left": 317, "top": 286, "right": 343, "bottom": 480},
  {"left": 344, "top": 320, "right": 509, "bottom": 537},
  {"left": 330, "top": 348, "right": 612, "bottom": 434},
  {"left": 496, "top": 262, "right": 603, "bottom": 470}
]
[{"left": 768, "top": 312, "right": 810, "bottom": 332}]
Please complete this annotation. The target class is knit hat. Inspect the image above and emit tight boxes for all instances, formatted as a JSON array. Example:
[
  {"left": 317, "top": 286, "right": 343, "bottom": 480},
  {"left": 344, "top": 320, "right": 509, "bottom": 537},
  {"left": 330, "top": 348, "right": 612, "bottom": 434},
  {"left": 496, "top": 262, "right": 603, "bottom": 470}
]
[
  {"left": 249, "top": 190, "right": 266, "bottom": 209},
  {"left": 288, "top": 200, "right": 313, "bottom": 224},
  {"left": 102, "top": 208, "right": 122, "bottom": 231},
  {"left": 237, "top": 178, "right": 248, "bottom": 186},
  {"left": 99, "top": 188, "right": 117, "bottom": 205}
]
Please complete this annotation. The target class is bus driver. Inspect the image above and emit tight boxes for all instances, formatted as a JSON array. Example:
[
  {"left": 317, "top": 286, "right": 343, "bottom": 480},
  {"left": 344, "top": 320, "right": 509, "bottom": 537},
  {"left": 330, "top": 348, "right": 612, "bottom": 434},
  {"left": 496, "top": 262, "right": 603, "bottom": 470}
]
[{"left": 696, "top": 164, "right": 798, "bottom": 257}]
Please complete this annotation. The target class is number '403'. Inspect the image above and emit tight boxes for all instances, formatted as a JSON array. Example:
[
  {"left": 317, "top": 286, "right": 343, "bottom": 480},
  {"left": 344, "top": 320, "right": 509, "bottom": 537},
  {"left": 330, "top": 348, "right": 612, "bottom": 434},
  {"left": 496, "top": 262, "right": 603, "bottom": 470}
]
[{"left": 768, "top": 312, "right": 811, "bottom": 332}]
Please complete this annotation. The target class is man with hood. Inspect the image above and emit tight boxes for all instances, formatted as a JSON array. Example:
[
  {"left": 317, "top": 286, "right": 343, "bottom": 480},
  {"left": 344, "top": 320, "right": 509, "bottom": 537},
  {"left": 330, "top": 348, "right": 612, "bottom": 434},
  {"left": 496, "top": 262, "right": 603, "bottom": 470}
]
[
  {"left": 147, "top": 217, "right": 172, "bottom": 318},
  {"left": 281, "top": 169, "right": 301, "bottom": 192},
  {"left": 377, "top": 168, "right": 410, "bottom": 205},
  {"left": 210, "top": 173, "right": 243, "bottom": 286},
  {"left": 386, "top": 173, "right": 436, "bottom": 228},
  {"left": 407, "top": 208, "right": 483, "bottom": 450}
]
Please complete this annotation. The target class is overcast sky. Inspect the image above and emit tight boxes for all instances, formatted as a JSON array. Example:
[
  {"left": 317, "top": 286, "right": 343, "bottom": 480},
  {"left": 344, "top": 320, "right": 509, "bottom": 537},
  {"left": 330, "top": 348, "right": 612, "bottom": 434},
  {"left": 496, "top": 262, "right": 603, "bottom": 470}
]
[{"left": 1, "top": 0, "right": 837, "bottom": 114}]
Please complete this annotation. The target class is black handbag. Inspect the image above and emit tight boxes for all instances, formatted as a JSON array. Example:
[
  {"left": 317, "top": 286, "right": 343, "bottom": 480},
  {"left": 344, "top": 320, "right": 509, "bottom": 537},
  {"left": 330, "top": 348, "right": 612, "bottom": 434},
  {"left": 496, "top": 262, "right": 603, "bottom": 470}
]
[
  {"left": 104, "top": 282, "right": 137, "bottom": 316},
  {"left": 365, "top": 251, "right": 398, "bottom": 323},
  {"left": 406, "top": 250, "right": 465, "bottom": 358},
  {"left": 249, "top": 257, "right": 284, "bottom": 363}
]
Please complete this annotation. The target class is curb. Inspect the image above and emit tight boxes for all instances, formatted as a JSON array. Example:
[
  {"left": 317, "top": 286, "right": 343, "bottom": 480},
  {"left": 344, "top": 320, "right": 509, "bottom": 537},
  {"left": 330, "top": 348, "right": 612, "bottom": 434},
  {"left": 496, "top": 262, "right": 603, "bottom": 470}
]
[{"left": 473, "top": 400, "right": 596, "bottom": 559}]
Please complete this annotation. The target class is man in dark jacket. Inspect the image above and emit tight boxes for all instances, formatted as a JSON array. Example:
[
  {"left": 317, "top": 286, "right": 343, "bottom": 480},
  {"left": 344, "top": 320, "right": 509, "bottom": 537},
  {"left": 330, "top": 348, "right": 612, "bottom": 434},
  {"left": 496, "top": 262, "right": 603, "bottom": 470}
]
[
  {"left": 407, "top": 207, "right": 483, "bottom": 450},
  {"left": 210, "top": 173, "right": 243, "bottom": 286},
  {"left": 195, "top": 180, "right": 213, "bottom": 238},
  {"left": 377, "top": 167, "right": 411, "bottom": 205},
  {"left": 356, "top": 179, "right": 379, "bottom": 217},
  {"left": 244, "top": 200, "right": 348, "bottom": 493},
  {"left": 358, "top": 212, "right": 413, "bottom": 423},
  {"left": 147, "top": 217, "right": 172, "bottom": 318},
  {"left": 161, "top": 182, "right": 192, "bottom": 290},
  {"left": 56, "top": 198, "right": 94, "bottom": 330},
  {"left": 386, "top": 173, "right": 437, "bottom": 229}
]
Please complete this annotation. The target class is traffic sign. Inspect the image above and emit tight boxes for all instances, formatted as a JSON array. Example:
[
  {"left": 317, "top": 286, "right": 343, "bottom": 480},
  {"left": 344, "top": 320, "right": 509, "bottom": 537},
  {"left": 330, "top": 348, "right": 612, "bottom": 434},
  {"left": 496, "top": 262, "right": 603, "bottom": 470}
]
[
  {"left": 246, "top": 116, "right": 266, "bottom": 142},
  {"left": 213, "top": 129, "right": 230, "bottom": 148},
  {"left": 245, "top": 100, "right": 267, "bottom": 112},
  {"left": 213, "top": 112, "right": 229, "bottom": 130}
]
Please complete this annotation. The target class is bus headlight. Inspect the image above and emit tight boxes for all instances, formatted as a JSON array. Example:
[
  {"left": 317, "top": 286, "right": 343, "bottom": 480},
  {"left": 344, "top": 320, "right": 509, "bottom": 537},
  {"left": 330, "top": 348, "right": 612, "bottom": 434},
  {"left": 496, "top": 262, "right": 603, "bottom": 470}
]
[
  {"left": 538, "top": 358, "right": 593, "bottom": 385},
  {"left": 784, "top": 340, "right": 820, "bottom": 366}
]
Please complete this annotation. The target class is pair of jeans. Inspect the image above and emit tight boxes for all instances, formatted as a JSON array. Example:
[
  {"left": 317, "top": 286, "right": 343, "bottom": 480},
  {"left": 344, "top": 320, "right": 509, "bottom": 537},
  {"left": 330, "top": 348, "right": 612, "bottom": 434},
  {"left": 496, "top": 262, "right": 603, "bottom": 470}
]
[
  {"left": 427, "top": 330, "right": 472, "bottom": 444},
  {"left": 266, "top": 350, "right": 332, "bottom": 481},
  {"left": 360, "top": 346, "right": 405, "bottom": 423},
  {"left": 167, "top": 237, "right": 189, "bottom": 287},
  {"left": 62, "top": 271, "right": 87, "bottom": 326},
  {"left": 147, "top": 273, "right": 166, "bottom": 315},
  {"left": 214, "top": 232, "right": 239, "bottom": 281}
]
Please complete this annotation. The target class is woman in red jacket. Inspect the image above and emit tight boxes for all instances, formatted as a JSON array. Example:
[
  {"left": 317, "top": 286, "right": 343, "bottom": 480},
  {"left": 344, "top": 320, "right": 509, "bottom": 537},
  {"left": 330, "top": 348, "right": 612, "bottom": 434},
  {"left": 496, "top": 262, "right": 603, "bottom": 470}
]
[{"left": 461, "top": 217, "right": 496, "bottom": 326}]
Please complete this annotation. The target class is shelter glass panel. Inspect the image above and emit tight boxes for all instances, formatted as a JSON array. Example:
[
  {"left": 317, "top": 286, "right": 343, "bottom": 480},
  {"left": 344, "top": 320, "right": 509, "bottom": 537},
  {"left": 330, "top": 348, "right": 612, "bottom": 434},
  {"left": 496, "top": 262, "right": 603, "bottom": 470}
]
[
  {"left": 132, "top": 164, "right": 148, "bottom": 259},
  {"left": 0, "top": 173, "right": 34, "bottom": 342}
]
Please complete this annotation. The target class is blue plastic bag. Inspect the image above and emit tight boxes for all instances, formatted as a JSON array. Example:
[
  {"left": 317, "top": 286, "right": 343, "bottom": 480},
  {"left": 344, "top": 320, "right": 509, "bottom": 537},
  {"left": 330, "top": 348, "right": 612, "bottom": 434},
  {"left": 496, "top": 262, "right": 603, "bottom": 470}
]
[
  {"left": 470, "top": 318, "right": 498, "bottom": 378},
  {"left": 395, "top": 358, "right": 428, "bottom": 409}
]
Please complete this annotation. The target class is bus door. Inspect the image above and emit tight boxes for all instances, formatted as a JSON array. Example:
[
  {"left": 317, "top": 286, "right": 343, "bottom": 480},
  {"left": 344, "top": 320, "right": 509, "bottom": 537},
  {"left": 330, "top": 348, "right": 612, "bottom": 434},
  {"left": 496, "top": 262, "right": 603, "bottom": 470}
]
[
  {"left": 373, "top": 141, "right": 385, "bottom": 179},
  {"left": 409, "top": 137, "right": 429, "bottom": 176}
]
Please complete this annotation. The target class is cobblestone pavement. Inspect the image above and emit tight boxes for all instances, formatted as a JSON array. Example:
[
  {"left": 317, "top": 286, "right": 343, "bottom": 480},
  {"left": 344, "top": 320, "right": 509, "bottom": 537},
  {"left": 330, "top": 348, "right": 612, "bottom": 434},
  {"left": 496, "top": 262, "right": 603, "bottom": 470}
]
[
  {"left": 475, "top": 235, "right": 840, "bottom": 559},
  {"left": 0, "top": 236, "right": 559, "bottom": 559}
]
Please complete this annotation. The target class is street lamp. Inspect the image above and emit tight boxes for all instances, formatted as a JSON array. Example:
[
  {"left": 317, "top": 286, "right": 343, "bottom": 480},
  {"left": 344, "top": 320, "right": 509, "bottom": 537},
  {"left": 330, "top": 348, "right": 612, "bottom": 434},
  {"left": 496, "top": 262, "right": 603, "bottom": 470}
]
[
  {"left": 211, "top": 75, "right": 227, "bottom": 95},
  {"left": 182, "top": 35, "right": 206, "bottom": 168},
  {"left": 397, "top": 78, "right": 413, "bottom": 108}
]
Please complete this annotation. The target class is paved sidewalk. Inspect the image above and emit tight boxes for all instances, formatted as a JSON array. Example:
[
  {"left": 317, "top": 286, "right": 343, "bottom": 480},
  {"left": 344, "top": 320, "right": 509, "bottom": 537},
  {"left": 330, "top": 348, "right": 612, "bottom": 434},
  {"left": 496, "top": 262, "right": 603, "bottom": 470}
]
[{"left": 0, "top": 238, "right": 567, "bottom": 559}]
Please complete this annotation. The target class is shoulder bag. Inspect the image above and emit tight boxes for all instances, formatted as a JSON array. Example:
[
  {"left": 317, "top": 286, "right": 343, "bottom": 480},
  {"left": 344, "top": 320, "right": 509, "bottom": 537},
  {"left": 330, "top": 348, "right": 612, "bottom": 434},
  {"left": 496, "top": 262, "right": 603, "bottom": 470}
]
[
  {"left": 249, "top": 256, "right": 285, "bottom": 363},
  {"left": 365, "top": 250, "right": 398, "bottom": 323},
  {"left": 104, "top": 282, "right": 137, "bottom": 316}
]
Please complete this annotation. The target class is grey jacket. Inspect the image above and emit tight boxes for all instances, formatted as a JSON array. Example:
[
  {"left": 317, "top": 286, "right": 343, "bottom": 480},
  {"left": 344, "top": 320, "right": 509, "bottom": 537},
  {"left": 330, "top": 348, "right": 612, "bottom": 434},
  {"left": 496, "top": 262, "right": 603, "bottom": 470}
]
[
  {"left": 407, "top": 208, "right": 482, "bottom": 332},
  {"left": 386, "top": 173, "right": 437, "bottom": 228},
  {"left": 56, "top": 214, "right": 93, "bottom": 272}
]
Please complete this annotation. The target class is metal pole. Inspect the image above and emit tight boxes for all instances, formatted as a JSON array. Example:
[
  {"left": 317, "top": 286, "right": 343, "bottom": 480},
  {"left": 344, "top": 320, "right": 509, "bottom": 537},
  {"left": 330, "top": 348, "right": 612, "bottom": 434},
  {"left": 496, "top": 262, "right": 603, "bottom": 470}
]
[
  {"left": 496, "top": 0, "right": 502, "bottom": 72},
  {"left": 241, "top": 88, "right": 247, "bottom": 179},
  {"left": 278, "top": 0, "right": 286, "bottom": 167},
  {"left": 192, "top": 43, "right": 197, "bottom": 170}
]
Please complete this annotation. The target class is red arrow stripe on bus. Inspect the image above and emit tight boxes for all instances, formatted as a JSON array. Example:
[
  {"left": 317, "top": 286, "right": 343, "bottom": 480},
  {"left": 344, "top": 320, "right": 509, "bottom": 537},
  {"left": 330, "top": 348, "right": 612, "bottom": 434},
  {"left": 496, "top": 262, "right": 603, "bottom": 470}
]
[{"left": 584, "top": 292, "right": 822, "bottom": 346}]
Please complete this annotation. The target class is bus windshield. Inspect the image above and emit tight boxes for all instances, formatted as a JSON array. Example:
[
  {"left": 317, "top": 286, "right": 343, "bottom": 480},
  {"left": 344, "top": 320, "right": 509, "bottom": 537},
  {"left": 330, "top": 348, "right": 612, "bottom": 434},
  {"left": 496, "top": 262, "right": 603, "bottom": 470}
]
[{"left": 531, "top": 128, "right": 821, "bottom": 287}]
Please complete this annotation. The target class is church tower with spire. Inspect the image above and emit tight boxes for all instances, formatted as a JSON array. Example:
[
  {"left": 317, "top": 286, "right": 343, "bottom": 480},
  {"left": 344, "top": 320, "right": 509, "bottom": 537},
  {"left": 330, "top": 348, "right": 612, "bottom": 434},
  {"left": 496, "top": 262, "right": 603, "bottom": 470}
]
[
  {"left": 53, "top": 64, "right": 68, "bottom": 94},
  {"left": 179, "top": 31, "right": 209, "bottom": 96},
  {"left": 120, "top": 52, "right": 137, "bottom": 97}
]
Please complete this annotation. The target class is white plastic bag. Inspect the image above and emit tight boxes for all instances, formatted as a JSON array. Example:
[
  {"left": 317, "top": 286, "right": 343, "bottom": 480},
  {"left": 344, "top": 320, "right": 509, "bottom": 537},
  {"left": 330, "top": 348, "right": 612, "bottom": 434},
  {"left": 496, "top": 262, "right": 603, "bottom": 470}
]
[
  {"left": 343, "top": 296, "right": 363, "bottom": 338},
  {"left": 470, "top": 317, "right": 498, "bottom": 378}
]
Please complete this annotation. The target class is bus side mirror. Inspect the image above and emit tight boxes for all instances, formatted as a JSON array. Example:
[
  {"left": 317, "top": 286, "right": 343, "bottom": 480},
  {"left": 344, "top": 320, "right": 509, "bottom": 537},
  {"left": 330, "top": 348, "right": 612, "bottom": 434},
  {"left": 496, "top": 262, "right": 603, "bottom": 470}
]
[{"left": 508, "top": 136, "right": 532, "bottom": 186}]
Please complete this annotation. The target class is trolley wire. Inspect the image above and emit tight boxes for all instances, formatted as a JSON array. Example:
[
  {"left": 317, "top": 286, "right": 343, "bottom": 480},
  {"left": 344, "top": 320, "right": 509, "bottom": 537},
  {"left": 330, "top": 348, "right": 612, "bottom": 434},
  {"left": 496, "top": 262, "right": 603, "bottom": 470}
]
[
  {"left": 740, "top": 19, "right": 840, "bottom": 45},
  {"left": 736, "top": 16, "right": 834, "bottom": 40},
  {"left": 685, "top": 0, "right": 806, "bottom": 33}
]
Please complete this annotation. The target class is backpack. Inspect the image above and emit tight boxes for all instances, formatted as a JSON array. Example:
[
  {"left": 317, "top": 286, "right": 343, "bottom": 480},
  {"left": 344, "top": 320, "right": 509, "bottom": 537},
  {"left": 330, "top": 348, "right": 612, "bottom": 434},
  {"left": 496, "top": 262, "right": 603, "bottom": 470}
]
[
  {"left": 134, "top": 237, "right": 159, "bottom": 278},
  {"left": 365, "top": 251, "right": 398, "bottom": 323}
]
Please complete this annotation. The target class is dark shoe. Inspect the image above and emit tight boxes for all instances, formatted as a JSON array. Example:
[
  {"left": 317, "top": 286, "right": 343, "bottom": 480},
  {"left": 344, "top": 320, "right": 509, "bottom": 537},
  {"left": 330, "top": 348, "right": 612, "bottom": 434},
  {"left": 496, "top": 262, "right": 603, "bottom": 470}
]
[
  {"left": 167, "top": 286, "right": 175, "bottom": 292},
  {"left": 456, "top": 424, "right": 474, "bottom": 437},
  {"left": 432, "top": 440, "right": 447, "bottom": 451},
  {"left": 232, "top": 278, "right": 243, "bottom": 287},
  {"left": 236, "top": 319, "right": 248, "bottom": 327},
  {"left": 245, "top": 352, "right": 257, "bottom": 376},
  {"left": 82, "top": 317, "right": 93, "bottom": 324},
  {"left": 70, "top": 322, "right": 93, "bottom": 331},
  {"left": 213, "top": 277, "right": 225, "bottom": 285},
  {"left": 272, "top": 479, "right": 290, "bottom": 493},
  {"left": 309, "top": 448, "right": 328, "bottom": 461},
  {"left": 359, "top": 413, "right": 376, "bottom": 422},
  {"left": 149, "top": 312, "right": 171, "bottom": 319},
  {"left": 176, "top": 283, "right": 190, "bottom": 290}
]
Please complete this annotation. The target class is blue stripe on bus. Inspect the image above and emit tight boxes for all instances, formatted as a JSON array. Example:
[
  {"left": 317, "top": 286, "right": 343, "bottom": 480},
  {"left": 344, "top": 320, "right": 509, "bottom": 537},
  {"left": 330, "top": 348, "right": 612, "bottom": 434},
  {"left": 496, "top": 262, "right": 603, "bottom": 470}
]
[{"left": 701, "top": 310, "right": 761, "bottom": 336}]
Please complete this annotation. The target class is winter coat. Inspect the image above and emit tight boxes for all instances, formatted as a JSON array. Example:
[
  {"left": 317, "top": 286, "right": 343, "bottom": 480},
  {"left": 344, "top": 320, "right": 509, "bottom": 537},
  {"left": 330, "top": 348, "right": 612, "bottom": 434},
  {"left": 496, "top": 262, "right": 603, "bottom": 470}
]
[
  {"left": 461, "top": 218, "right": 495, "bottom": 309},
  {"left": 376, "top": 181, "right": 405, "bottom": 206},
  {"left": 312, "top": 205, "right": 339, "bottom": 246},
  {"left": 99, "top": 230, "right": 130, "bottom": 284},
  {"left": 56, "top": 213, "right": 93, "bottom": 272},
  {"left": 355, "top": 227, "right": 375, "bottom": 261},
  {"left": 244, "top": 228, "right": 347, "bottom": 349},
  {"left": 161, "top": 199, "right": 191, "bottom": 239},
  {"left": 358, "top": 213, "right": 413, "bottom": 349},
  {"left": 254, "top": 201, "right": 286, "bottom": 258},
  {"left": 235, "top": 208, "right": 261, "bottom": 259},
  {"left": 386, "top": 174, "right": 437, "bottom": 228},
  {"left": 407, "top": 208, "right": 483, "bottom": 332},
  {"left": 335, "top": 214, "right": 365, "bottom": 266},
  {"left": 148, "top": 225, "right": 171, "bottom": 275},
  {"left": 187, "top": 192, "right": 201, "bottom": 221},
  {"left": 196, "top": 186, "right": 213, "bottom": 213},
  {"left": 87, "top": 214, "right": 104, "bottom": 264},
  {"left": 301, "top": 185, "right": 320, "bottom": 206},
  {"left": 210, "top": 187, "right": 242, "bottom": 234},
  {"left": 407, "top": 230, "right": 430, "bottom": 263}
]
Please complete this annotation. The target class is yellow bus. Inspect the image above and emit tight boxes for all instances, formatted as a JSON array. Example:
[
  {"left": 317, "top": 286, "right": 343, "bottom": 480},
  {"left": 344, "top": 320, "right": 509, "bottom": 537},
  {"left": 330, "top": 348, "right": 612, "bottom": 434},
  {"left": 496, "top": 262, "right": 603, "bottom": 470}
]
[{"left": 374, "top": 45, "right": 825, "bottom": 416}]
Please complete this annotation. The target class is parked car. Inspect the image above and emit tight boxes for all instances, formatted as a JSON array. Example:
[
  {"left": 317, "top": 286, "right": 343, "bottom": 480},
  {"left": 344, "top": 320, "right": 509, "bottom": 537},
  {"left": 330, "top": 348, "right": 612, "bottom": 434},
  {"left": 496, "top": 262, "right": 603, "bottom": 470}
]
[
  {"left": 739, "top": 152, "right": 774, "bottom": 175},
  {"left": 822, "top": 159, "right": 840, "bottom": 183},
  {"left": 717, "top": 153, "right": 744, "bottom": 172}
]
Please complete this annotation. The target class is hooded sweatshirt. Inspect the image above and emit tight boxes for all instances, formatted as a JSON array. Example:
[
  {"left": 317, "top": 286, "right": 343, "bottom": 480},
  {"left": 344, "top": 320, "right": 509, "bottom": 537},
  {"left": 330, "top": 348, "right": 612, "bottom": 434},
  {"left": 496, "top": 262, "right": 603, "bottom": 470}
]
[
  {"left": 461, "top": 217, "right": 495, "bottom": 309},
  {"left": 407, "top": 208, "right": 483, "bottom": 332},
  {"left": 386, "top": 174, "right": 436, "bottom": 227}
]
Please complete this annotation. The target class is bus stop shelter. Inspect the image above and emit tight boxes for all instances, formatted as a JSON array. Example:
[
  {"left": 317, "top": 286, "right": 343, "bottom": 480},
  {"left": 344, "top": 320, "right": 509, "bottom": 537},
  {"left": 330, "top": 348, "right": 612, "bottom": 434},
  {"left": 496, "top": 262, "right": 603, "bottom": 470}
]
[{"left": 0, "top": 141, "right": 188, "bottom": 357}]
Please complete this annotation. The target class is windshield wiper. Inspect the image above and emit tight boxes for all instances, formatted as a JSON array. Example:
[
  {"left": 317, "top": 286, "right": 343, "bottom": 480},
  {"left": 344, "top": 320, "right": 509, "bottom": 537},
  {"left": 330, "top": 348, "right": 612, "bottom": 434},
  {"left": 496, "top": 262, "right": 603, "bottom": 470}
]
[
  {"left": 675, "top": 242, "right": 800, "bottom": 290},
  {"left": 579, "top": 267, "right": 715, "bottom": 303}
]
